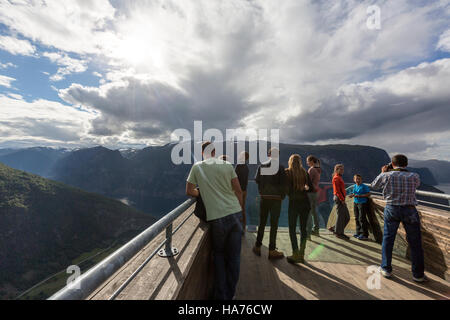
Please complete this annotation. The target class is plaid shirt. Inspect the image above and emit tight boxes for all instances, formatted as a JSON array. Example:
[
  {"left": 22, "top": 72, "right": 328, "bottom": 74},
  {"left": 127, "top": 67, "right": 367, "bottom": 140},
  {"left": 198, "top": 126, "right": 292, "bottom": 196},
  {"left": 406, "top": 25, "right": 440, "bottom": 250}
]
[{"left": 370, "top": 170, "right": 420, "bottom": 206}]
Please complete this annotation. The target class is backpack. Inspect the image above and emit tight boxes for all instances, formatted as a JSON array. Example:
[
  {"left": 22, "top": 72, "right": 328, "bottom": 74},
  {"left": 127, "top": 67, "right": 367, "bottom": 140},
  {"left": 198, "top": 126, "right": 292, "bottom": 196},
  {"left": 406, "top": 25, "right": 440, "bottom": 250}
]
[{"left": 194, "top": 191, "right": 207, "bottom": 222}]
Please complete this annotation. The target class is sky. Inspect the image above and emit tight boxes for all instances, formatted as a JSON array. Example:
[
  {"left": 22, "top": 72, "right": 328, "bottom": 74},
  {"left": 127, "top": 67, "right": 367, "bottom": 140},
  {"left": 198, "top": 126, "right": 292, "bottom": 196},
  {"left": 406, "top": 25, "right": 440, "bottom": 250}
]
[{"left": 0, "top": 0, "right": 449, "bottom": 160}]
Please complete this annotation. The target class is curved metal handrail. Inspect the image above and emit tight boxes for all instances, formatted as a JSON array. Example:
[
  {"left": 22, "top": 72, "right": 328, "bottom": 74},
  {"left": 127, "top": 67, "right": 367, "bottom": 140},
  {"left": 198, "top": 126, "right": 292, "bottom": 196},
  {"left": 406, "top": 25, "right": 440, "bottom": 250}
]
[{"left": 48, "top": 198, "right": 196, "bottom": 300}]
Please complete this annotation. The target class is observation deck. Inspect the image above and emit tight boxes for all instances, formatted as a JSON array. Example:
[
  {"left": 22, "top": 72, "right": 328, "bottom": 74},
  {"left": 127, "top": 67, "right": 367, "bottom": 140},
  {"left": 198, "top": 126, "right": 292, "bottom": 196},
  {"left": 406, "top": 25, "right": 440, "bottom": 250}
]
[{"left": 49, "top": 188, "right": 450, "bottom": 300}]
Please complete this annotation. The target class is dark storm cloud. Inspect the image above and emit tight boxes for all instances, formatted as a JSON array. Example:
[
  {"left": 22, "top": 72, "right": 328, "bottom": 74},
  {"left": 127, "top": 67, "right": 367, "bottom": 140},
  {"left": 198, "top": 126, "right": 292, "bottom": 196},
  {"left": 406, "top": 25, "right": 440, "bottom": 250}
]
[
  {"left": 282, "top": 59, "right": 450, "bottom": 144},
  {"left": 60, "top": 68, "right": 260, "bottom": 139}
]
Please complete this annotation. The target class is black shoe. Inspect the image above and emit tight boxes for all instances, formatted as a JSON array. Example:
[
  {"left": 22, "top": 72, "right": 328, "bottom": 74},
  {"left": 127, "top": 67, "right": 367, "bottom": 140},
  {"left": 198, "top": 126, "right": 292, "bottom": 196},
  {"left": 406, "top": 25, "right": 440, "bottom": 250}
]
[
  {"left": 328, "top": 227, "right": 335, "bottom": 233},
  {"left": 413, "top": 275, "right": 429, "bottom": 283},
  {"left": 335, "top": 233, "right": 350, "bottom": 240}
]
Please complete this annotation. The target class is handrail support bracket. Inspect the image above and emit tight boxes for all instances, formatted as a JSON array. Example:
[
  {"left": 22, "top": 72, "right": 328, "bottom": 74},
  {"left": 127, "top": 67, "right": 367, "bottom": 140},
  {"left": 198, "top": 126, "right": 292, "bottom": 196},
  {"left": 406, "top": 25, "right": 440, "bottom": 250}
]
[{"left": 158, "top": 224, "right": 179, "bottom": 258}]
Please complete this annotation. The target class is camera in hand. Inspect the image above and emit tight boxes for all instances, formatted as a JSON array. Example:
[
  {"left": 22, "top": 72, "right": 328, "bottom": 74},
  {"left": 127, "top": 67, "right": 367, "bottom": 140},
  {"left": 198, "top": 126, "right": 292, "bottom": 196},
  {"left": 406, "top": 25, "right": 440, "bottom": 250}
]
[{"left": 386, "top": 163, "right": 394, "bottom": 171}]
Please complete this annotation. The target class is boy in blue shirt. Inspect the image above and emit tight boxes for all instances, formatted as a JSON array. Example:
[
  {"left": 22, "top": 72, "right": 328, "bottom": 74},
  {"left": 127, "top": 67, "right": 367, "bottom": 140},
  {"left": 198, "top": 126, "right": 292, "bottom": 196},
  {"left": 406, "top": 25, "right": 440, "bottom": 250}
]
[{"left": 349, "top": 174, "right": 371, "bottom": 241}]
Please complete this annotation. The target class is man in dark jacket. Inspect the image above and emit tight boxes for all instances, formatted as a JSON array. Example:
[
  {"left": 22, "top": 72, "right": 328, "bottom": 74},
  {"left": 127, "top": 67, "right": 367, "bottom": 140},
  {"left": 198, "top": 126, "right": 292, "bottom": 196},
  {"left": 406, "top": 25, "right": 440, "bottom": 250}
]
[{"left": 253, "top": 148, "right": 287, "bottom": 259}]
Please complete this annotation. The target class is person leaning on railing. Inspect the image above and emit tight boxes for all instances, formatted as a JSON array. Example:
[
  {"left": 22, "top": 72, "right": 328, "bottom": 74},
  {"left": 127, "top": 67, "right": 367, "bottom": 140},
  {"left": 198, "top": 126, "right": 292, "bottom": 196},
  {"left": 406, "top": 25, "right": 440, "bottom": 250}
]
[
  {"left": 370, "top": 154, "right": 428, "bottom": 283},
  {"left": 186, "top": 141, "right": 245, "bottom": 300},
  {"left": 329, "top": 164, "right": 351, "bottom": 240}
]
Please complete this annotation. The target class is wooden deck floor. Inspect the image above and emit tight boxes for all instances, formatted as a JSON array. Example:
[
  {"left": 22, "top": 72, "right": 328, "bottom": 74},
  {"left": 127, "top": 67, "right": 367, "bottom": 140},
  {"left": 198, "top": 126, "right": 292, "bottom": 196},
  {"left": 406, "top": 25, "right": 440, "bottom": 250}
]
[{"left": 235, "top": 231, "right": 450, "bottom": 300}]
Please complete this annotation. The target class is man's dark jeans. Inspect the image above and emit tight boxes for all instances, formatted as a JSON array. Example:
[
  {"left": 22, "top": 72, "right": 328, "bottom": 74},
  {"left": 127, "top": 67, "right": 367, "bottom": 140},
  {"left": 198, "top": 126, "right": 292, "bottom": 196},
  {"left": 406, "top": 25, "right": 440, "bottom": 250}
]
[
  {"left": 381, "top": 205, "right": 425, "bottom": 278},
  {"left": 354, "top": 202, "right": 370, "bottom": 237},
  {"left": 210, "top": 211, "right": 243, "bottom": 300},
  {"left": 255, "top": 198, "right": 282, "bottom": 251}
]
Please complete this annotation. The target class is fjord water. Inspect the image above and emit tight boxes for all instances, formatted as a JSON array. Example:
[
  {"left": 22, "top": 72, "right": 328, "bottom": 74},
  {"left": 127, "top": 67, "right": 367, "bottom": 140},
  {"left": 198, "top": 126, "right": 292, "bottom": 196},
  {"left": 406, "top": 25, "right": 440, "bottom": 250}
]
[{"left": 436, "top": 184, "right": 450, "bottom": 194}]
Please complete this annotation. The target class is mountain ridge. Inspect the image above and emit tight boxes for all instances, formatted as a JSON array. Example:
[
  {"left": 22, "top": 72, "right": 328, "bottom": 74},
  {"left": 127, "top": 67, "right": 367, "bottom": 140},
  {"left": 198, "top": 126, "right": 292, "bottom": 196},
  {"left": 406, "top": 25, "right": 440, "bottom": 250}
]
[{"left": 0, "top": 163, "right": 156, "bottom": 299}]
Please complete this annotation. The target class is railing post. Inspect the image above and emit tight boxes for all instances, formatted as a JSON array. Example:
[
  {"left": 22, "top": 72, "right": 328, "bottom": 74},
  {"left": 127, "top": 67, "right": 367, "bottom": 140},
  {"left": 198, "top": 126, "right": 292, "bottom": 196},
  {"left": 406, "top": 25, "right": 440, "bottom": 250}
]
[{"left": 158, "top": 223, "right": 179, "bottom": 258}]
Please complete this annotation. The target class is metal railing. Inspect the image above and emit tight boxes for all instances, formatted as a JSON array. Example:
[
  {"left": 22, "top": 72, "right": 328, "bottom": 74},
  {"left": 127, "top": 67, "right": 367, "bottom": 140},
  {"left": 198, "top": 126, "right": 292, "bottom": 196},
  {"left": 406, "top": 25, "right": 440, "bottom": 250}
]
[
  {"left": 368, "top": 189, "right": 450, "bottom": 210},
  {"left": 320, "top": 182, "right": 450, "bottom": 210},
  {"left": 48, "top": 198, "right": 196, "bottom": 300},
  {"left": 362, "top": 184, "right": 450, "bottom": 210}
]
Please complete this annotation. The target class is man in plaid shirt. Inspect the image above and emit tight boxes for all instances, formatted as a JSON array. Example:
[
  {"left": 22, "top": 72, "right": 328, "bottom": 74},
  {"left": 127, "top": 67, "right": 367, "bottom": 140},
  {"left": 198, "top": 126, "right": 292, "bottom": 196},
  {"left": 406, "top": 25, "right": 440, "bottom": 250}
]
[{"left": 370, "top": 154, "right": 427, "bottom": 283}]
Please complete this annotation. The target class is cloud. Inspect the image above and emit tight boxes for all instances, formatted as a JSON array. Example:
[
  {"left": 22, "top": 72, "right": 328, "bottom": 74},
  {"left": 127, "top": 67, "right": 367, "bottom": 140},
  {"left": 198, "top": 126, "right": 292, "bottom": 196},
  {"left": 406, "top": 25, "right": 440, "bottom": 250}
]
[
  {"left": 0, "top": 94, "right": 95, "bottom": 146},
  {"left": 437, "top": 29, "right": 450, "bottom": 52},
  {"left": 43, "top": 52, "right": 88, "bottom": 81},
  {"left": 7, "top": 93, "right": 23, "bottom": 100},
  {"left": 283, "top": 58, "right": 450, "bottom": 141},
  {"left": 0, "top": 35, "right": 35, "bottom": 56},
  {"left": 0, "top": 75, "right": 15, "bottom": 88},
  {"left": 0, "top": 0, "right": 450, "bottom": 159},
  {"left": 0, "top": 62, "right": 17, "bottom": 69},
  {"left": 0, "top": 0, "right": 115, "bottom": 55},
  {"left": 59, "top": 69, "right": 258, "bottom": 140}
]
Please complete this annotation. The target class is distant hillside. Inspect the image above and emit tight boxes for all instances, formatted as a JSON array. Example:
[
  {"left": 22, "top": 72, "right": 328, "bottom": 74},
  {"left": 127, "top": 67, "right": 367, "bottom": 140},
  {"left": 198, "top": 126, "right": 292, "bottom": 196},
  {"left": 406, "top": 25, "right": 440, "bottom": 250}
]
[
  {"left": 48, "top": 143, "right": 391, "bottom": 216},
  {"left": 407, "top": 167, "right": 438, "bottom": 186},
  {"left": 0, "top": 163, "right": 156, "bottom": 300},
  {"left": 0, "top": 149, "right": 16, "bottom": 157},
  {"left": 10, "top": 143, "right": 448, "bottom": 216},
  {"left": 52, "top": 146, "right": 131, "bottom": 196},
  {"left": 0, "top": 147, "right": 68, "bottom": 178},
  {"left": 409, "top": 159, "right": 450, "bottom": 184}
]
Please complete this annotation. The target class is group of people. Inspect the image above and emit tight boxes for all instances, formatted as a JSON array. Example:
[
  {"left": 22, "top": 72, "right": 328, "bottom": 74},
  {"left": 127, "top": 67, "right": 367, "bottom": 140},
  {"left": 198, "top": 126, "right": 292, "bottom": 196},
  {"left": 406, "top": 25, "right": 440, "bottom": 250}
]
[{"left": 186, "top": 142, "right": 426, "bottom": 300}]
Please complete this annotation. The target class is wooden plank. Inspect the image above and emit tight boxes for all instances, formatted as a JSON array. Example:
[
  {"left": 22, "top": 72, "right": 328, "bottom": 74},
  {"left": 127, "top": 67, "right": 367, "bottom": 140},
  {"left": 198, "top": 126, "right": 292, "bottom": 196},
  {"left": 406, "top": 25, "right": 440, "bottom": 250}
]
[
  {"left": 235, "top": 232, "right": 450, "bottom": 300},
  {"left": 88, "top": 205, "right": 211, "bottom": 300}
]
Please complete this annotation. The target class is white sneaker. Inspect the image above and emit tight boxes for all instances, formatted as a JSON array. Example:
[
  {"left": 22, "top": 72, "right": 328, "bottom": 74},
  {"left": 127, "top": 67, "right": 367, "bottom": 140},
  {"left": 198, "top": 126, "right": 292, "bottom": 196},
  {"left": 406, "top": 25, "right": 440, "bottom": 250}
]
[
  {"left": 379, "top": 267, "right": 392, "bottom": 278},
  {"left": 413, "top": 275, "right": 429, "bottom": 283}
]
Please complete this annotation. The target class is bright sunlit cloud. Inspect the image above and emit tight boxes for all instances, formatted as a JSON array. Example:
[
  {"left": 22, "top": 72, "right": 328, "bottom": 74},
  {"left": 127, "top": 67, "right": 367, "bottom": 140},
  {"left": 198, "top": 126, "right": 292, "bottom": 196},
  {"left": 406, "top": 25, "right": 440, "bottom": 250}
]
[{"left": 0, "top": 0, "right": 449, "bottom": 160}]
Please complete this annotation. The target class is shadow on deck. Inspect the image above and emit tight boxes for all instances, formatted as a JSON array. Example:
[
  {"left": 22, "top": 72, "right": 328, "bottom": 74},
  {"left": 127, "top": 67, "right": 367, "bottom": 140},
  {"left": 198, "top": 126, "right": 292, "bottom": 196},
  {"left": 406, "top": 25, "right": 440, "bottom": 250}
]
[
  {"left": 86, "top": 199, "right": 450, "bottom": 300},
  {"left": 235, "top": 231, "right": 449, "bottom": 300}
]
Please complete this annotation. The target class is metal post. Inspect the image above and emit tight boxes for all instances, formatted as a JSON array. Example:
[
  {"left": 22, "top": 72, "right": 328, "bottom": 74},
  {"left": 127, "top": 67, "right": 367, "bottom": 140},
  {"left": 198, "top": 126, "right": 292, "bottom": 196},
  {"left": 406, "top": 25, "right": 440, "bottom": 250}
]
[{"left": 158, "top": 223, "right": 179, "bottom": 257}]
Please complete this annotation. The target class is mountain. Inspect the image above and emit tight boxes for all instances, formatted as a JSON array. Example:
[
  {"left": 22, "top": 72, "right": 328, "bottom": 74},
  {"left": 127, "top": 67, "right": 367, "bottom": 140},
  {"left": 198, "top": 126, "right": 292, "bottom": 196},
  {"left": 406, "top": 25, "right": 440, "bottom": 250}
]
[
  {"left": 409, "top": 159, "right": 450, "bottom": 184},
  {"left": 0, "top": 149, "right": 17, "bottom": 157},
  {"left": 0, "top": 163, "right": 156, "bottom": 300},
  {"left": 5, "top": 143, "right": 446, "bottom": 217},
  {"left": 52, "top": 146, "right": 131, "bottom": 196},
  {"left": 0, "top": 147, "right": 68, "bottom": 178},
  {"left": 407, "top": 167, "right": 438, "bottom": 186},
  {"left": 48, "top": 143, "right": 392, "bottom": 217}
]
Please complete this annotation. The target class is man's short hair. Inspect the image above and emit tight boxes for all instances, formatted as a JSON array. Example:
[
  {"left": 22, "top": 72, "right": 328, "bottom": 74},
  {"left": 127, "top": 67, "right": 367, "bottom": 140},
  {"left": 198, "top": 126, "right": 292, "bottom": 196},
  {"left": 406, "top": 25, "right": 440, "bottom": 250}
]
[
  {"left": 392, "top": 154, "right": 408, "bottom": 168},
  {"left": 202, "top": 141, "right": 215, "bottom": 153},
  {"left": 354, "top": 174, "right": 362, "bottom": 179}
]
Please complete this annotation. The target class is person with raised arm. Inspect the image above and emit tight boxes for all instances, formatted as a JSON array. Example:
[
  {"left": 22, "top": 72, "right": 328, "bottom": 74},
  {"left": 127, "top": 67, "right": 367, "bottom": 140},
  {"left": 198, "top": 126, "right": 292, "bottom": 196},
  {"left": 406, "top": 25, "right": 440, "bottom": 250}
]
[{"left": 370, "top": 154, "right": 426, "bottom": 282}]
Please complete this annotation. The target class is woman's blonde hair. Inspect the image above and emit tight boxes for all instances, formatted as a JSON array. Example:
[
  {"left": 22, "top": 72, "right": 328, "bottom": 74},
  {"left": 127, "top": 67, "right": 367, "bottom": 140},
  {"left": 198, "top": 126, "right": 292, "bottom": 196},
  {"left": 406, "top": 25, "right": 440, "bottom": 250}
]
[
  {"left": 287, "top": 154, "right": 308, "bottom": 191},
  {"left": 334, "top": 164, "right": 344, "bottom": 175}
]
